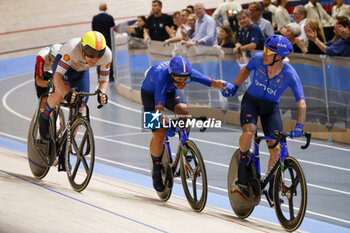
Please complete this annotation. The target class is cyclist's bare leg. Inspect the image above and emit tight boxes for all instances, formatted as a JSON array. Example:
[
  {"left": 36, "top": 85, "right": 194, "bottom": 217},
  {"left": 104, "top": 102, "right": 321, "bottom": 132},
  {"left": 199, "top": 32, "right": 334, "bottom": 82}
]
[
  {"left": 267, "top": 141, "right": 280, "bottom": 169},
  {"left": 150, "top": 129, "right": 166, "bottom": 157},
  {"left": 239, "top": 123, "right": 256, "bottom": 152},
  {"left": 173, "top": 103, "right": 189, "bottom": 116},
  {"left": 47, "top": 76, "right": 70, "bottom": 109}
]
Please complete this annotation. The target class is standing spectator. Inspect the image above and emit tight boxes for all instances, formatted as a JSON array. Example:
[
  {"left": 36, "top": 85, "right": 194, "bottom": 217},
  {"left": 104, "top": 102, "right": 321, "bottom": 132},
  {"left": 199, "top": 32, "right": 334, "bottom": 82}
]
[
  {"left": 275, "top": 0, "right": 291, "bottom": 31},
  {"left": 306, "top": 16, "right": 350, "bottom": 56},
  {"left": 212, "top": 0, "right": 242, "bottom": 27},
  {"left": 181, "top": 14, "right": 196, "bottom": 41},
  {"left": 187, "top": 5, "right": 195, "bottom": 14},
  {"left": 293, "top": 5, "right": 308, "bottom": 45},
  {"left": 249, "top": 2, "right": 274, "bottom": 38},
  {"left": 180, "top": 9, "right": 191, "bottom": 26},
  {"left": 144, "top": 0, "right": 174, "bottom": 42},
  {"left": 304, "top": 18, "right": 326, "bottom": 54},
  {"left": 262, "top": 0, "right": 277, "bottom": 29},
  {"left": 92, "top": 2, "right": 115, "bottom": 82},
  {"left": 305, "top": 0, "right": 335, "bottom": 27},
  {"left": 218, "top": 25, "right": 236, "bottom": 48},
  {"left": 185, "top": 3, "right": 217, "bottom": 46},
  {"left": 282, "top": 23, "right": 307, "bottom": 53},
  {"left": 163, "top": 10, "right": 190, "bottom": 46},
  {"left": 332, "top": 0, "right": 350, "bottom": 19},
  {"left": 172, "top": 11, "right": 181, "bottom": 32},
  {"left": 234, "top": 10, "right": 265, "bottom": 57},
  {"left": 127, "top": 16, "right": 147, "bottom": 38}
]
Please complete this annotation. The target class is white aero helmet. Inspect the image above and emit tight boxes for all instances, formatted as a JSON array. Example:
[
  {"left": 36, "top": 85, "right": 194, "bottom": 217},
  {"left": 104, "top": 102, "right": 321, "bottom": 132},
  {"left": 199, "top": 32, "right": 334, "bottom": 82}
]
[{"left": 49, "top": 43, "right": 62, "bottom": 58}]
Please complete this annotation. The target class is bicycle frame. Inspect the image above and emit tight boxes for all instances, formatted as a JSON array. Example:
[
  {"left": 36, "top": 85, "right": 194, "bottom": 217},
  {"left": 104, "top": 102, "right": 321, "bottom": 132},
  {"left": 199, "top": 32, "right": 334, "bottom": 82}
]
[
  {"left": 164, "top": 127, "right": 188, "bottom": 173},
  {"left": 249, "top": 135, "right": 289, "bottom": 192}
]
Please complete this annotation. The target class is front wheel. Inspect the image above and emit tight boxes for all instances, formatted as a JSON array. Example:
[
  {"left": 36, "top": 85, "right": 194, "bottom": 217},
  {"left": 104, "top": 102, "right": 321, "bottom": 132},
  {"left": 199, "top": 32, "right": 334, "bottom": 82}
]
[
  {"left": 274, "top": 156, "right": 307, "bottom": 232},
  {"left": 179, "top": 140, "right": 207, "bottom": 212},
  {"left": 65, "top": 117, "right": 95, "bottom": 192}
]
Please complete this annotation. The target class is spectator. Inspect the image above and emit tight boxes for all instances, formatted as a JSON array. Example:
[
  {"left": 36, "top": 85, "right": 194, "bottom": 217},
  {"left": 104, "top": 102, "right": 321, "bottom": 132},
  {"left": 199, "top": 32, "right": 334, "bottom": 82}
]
[
  {"left": 234, "top": 10, "right": 265, "bottom": 57},
  {"left": 181, "top": 14, "right": 196, "bottom": 41},
  {"left": 338, "top": 20, "right": 350, "bottom": 45},
  {"left": 306, "top": 16, "right": 350, "bottom": 56},
  {"left": 92, "top": 2, "right": 115, "bottom": 81},
  {"left": 275, "top": 0, "right": 291, "bottom": 31},
  {"left": 180, "top": 9, "right": 191, "bottom": 26},
  {"left": 293, "top": 5, "right": 308, "bottom": 45},
  {"left": 282, "top": 23, "right": 307, "bottom": 53},
  {"left": 163, "top": 10, "right": 190, "bottom": 46},
  {"left": 212, "top": 0, "right": 242, "bottom": 27},
  {"left": 144, "top": 0, "right": 174, "bottom": 42},
  {"left": 332, "top": 0, "right": 350, "bottom": 19},
  {"left": 304, "top": 18, "right": 326, "bottom": 54},
  {"left": 305, "top": 0, "right": 335, "bottom": 27},
  {"left": 187, "top": 5, "right": 195, "bottom": 14},
  {"left": 127, "top": 16, "right": 146, "bottom": 38},
  {"left": 218, "top": 25, "right": 236, "bottom": 48},
  {"left": 172, "top": 11, "right": 181, "bottom": 32},
  {"left": 262, "top": 0, "right": 277, "bottom": 29},
  {"left": 185, "top": 3, "right": 217, "bottom": 46},
  {"left": 249, "top": 2, "right": 274, "bottom": 38}
]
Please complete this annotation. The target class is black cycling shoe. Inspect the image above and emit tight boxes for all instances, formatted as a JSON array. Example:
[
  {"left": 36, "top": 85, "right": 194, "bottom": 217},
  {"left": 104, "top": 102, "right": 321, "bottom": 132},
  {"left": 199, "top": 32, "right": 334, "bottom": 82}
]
[
  {"left": 268, "top": 182, "right": 284, "bottom": 204},
  {"left": 39, "top": 115, "right": 50, "bottom": 140},
  {"left": 152, "top": 170, "right": 165, "bottom": 192},
  {"left": 238, "top": 183, "right": 251, "bottom": 199}
]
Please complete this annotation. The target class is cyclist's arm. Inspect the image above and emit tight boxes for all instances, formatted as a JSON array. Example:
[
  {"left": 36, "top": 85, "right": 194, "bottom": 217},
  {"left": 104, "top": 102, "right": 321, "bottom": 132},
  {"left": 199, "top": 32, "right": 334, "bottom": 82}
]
[
  {"left": 296, "top": 99, "right": 306, "bottom": 125},
  {"left": 233, "top": 66, "right": 251, "bottom": 86},
  {"left": 35, "top": 55, "right": 49, "bottom": 87},
  {"left": 97, "top": 80, "right": 109, "bottom": 94}
]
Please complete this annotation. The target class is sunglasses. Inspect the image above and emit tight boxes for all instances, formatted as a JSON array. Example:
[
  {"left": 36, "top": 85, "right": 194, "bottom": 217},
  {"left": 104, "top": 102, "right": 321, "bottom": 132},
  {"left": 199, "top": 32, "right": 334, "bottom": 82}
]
[
  {"left": 171, "top": 75, "right": 190, "bottom": 84},
  {"left": 263, "top": 47, "right": 276, "bottom": 56}
]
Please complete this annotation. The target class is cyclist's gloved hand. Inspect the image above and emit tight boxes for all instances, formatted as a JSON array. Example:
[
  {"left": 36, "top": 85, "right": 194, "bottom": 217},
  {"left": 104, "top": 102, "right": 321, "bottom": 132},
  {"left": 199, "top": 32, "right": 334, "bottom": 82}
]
[
  {"left": 97, "top": 89, "right": 108, "bottom": 109},
  {"left": 221, "top": 82, "right": 238, "bottom": 97},
  {"left": 291, "top": 123, "right": 303, "bottom": 138},
  {"left": 47, "top": 79, "right": 53, "bottom": 88},
  {"left": 166, "top": 126, "right": 176, "bottom": 137},
  {"left": 64, "top": 89, "right": 76, "bottom": 105}
]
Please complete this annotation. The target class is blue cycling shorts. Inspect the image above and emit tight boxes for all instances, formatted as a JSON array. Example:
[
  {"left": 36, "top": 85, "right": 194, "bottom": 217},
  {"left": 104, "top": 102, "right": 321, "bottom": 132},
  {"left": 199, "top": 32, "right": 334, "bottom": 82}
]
[
  {"left": 53, "top": 55, "right": 90, "bottom": 104},
  {"left": 141, "top": 88, "right": 187, "bottom": 132},
  {"left": 240, "top": 92, "right": 283, "bottom": 138}
]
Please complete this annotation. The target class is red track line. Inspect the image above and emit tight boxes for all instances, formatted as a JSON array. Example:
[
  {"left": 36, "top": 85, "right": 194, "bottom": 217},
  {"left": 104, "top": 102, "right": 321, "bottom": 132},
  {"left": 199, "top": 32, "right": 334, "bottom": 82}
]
[
  {"left": 0, "top": 15, "right": 136, "bottom": 36},
  {"left": 93, "top": 176, "right": 270, "bottom": 233}
]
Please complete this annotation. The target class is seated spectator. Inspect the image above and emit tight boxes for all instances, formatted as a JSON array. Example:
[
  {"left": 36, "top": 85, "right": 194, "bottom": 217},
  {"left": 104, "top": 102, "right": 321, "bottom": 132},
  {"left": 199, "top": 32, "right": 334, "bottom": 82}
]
[
  {"left": 181, "top": 14, "right": 196, "bottom": 41},
  {"left": 306, "top": 16, "right": 350, "bottom": 56},
  {"left": 304, "top": 18, "right": 326, "bottom": 54},
  {"left": 293, "top": 5, "right": 308, "bottom": 45},
  {"left": 127, "top": 16, "right": 146, "bottom": 38},
  {"left": 217, "top": 25, "right": 236, "bottom": 48},
  {"left": 185, "top": 3, "right": 217, "bottom": 47},
  {"left": 249, "top": 2, "right": 274, "bottom": 38},
  {"left": 282, "top": 23, "right": 307, "bottom": 53},
  {"left": 212, "top": 0, "right": 242, "bottom": 27},
  {"left": 187, "top": 5, "right": 195, "bottom": 14},
  {"left": 332, "top": 0, "right": 350, "bottom": 19},
  {"left": 144, "top": 0, "right": 174, "bottom": 42},
  {"left": 234, "top": 10, "right": 265, "bottom": 57},
  {"left": 305, "top": 0, "right": 335, "bottom": 27},
  {"left": 275, "top": 0, "right": 291, "bottom": 31},
  {"left": 262, "top": 0, "right": 277, "bottom": 29}
]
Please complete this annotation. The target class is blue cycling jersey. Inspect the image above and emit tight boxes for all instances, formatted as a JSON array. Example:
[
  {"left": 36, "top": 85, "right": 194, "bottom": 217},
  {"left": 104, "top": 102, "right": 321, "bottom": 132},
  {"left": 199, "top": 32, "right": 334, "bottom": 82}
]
[
  {"left": 141, "top": 61, "right": 213, "bottom": 106},
  {"left": 245, "top": 52, "right": 305, "bottom": 103}
]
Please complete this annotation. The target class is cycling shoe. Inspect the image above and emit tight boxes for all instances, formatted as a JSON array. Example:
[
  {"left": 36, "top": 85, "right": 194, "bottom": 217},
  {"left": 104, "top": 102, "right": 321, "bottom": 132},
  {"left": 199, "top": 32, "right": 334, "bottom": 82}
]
[{"left": 152, "top": 170, "right": 165, "bottom": 192}]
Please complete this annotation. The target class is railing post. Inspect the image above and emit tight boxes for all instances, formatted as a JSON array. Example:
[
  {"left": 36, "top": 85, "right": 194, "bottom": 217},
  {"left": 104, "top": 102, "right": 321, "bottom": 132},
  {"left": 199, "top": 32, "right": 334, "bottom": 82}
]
[{"left": 320, "top": 54, "right": 332, "bottom": 141}]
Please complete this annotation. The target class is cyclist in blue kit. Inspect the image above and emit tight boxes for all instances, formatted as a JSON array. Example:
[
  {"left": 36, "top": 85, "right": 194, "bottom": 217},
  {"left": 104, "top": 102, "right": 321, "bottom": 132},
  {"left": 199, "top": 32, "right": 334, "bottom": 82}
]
[
  {"left": 223, "top": 35, "right": 307, "bottom": 200},
  {"left": 142, "top": 56, "right": 234, "bottom": 192}
]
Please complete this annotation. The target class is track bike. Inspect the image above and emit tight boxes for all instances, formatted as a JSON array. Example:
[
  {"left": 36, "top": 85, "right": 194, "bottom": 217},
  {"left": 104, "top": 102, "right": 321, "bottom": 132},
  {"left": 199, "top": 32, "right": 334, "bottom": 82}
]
[
  {"left": 227, "top": 132, "right": 311, "bottom": 231},
  {"left": 149, "top": 117, "right": 208, "bottom": 212},
  {"left": 27, "top": 90, "right": 103, "bottom": 192}
]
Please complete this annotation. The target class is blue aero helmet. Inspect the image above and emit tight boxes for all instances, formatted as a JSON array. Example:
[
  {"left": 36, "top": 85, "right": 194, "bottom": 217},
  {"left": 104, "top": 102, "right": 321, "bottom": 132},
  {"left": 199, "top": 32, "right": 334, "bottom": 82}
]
[
  {"left": 264, "top": 35, "right": 293, "bottom": 58},
  {"left": 168, "top": 56, "right": 192, "bottom": 77}
]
